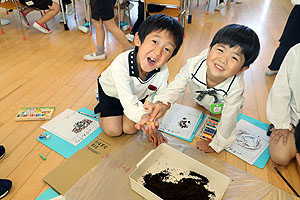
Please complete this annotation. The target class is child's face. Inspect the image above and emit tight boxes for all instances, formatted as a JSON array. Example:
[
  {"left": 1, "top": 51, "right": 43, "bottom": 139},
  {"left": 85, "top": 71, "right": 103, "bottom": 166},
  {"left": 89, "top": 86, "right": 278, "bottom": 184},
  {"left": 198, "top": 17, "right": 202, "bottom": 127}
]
[
  {"left": 134, "top": 30, "right": 176, "bottom": 73},
  {"left": 206, "top": 43, "right": 248, "bottom": 86}
]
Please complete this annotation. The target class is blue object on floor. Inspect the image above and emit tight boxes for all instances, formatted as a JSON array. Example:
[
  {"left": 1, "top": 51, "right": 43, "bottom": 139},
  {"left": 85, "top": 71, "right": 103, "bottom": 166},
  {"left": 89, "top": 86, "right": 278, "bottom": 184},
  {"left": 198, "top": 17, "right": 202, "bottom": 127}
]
[
  {"left": 35, "top": 188, "right": 59, "bottom": 200},
  {"left": 37, "top": 107, "right": 103, "bottom": 159}
]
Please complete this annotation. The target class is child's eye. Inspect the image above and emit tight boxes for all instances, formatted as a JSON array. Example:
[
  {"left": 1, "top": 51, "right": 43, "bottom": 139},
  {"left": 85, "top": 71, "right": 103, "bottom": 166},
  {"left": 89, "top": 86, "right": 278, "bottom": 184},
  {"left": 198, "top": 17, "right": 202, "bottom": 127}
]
[
  {"left": 217, "top": 48, "right": 223, "bottom": 53},
  {"left": 152, "top": 40, "right": 157, "bottom": 44},
  {"left": 165, "top": 48, "right": 171, "bottom": 53},
  {"left": 232, "top": 57, "right": 239, "bottom": 62}
]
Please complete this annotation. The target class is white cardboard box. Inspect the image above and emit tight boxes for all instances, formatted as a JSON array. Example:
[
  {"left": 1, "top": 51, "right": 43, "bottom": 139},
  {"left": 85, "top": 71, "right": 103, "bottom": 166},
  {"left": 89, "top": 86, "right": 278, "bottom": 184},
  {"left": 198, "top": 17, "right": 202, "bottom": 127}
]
[{"left": 129, "top": 143, "right": 231, "bottom": 200}]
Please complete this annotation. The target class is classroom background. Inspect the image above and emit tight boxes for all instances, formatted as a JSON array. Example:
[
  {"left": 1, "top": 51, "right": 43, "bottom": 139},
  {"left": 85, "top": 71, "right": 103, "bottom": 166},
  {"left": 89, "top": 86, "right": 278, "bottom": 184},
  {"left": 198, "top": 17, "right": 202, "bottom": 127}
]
[{"left": 0, "top": 0, "right": 299, "bottom": 199}]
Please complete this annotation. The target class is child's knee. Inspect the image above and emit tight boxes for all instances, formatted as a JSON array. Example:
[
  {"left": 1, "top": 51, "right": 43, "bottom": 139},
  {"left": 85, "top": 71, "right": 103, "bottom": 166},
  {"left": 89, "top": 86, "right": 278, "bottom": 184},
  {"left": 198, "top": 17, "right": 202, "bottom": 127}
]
[
  {"left": 123, "top": 124, "right": 137, "bottom": 135},
  {"left": 269, "top": 141, "right": 295, "bottom": 166},
  {"left": 270, "top": 153, "right": 292, "bottom": 166},
  {"left": 100, "top": 121, "right": 122, "bottom": 137},
  {"left": 104, "top": 128, "right": 122, "bottom": 137}
]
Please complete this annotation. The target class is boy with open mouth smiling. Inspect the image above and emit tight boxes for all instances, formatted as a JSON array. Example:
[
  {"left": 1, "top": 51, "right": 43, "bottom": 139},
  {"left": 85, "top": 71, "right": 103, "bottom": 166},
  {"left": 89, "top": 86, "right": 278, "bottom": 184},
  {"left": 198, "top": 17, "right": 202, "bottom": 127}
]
[{"left": 94, "top": 14, "right": 184, "bottom": 147}]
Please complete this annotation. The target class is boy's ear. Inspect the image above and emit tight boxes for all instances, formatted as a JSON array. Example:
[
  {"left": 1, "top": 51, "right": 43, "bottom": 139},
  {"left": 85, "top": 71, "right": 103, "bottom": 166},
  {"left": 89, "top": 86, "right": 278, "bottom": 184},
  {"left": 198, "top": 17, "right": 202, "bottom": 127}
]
[
  {"left": 134, "top": 32, "right": 141, "bottom": 47},
  {"left": 237, "top": 66, "right": 249, "bottom": 75}
]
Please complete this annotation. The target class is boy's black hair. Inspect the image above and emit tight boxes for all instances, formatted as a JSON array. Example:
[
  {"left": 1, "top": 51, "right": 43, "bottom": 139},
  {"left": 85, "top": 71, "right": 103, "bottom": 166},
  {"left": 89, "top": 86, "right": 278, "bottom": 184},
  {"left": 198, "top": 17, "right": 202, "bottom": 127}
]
[
  {"left": 137, "top": 14, "right": 184, "bottom": 58},
  {"left": 295, "top": 120, "right": 300, "bottom": 153},
  {"left": 210, "top": 24, "right": 260, "bottom": 68}
]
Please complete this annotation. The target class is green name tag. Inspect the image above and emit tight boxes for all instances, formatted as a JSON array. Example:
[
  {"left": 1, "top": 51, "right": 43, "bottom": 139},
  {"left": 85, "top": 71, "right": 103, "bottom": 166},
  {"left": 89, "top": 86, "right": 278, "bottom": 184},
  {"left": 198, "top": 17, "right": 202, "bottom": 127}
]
[{"left": 210, "top": 102, "right": 224, "bottom": 114}]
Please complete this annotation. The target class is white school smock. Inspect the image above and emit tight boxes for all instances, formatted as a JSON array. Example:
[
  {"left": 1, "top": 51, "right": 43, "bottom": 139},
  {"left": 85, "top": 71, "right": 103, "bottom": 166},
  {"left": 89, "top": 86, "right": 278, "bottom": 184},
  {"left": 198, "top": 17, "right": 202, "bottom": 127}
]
[
  {"left": 292, "top": 0, "right": 300, "bottom": 5},
  {"left": 99, "top": 50, "right": 169, "bottom": 123},
  {"left": 154, "top": 49, "right": 245, "bottom": 153},
  {"left": 267, "top": 43, "right": 300, "bottom": 129}
]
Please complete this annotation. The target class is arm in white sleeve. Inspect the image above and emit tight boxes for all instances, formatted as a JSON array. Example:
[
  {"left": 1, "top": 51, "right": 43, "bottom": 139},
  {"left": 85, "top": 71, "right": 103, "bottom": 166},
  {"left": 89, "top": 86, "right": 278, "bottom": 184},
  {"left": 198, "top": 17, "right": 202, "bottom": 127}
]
[
  {"left": 266, "top": 47, "right": 295, "bottom": 129},
  {"left": 110, "top": 63, "right": 148, "bottom": 123},
  {"left": 153, "top": 58, "right": 194, "bottom": 104},
  {"left": 209, "top": 83, "right": 245, "bottom": 153}
]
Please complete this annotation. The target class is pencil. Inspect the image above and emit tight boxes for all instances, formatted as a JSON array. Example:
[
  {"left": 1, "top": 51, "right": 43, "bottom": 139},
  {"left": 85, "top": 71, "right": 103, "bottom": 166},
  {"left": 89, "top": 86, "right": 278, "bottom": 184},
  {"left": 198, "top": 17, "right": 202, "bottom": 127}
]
[
  {"left": 272, "top": 163, "right": 300, "bottom": 197},
  {"left": 78, "top": 112, "right": 98, "bottom": 119}
]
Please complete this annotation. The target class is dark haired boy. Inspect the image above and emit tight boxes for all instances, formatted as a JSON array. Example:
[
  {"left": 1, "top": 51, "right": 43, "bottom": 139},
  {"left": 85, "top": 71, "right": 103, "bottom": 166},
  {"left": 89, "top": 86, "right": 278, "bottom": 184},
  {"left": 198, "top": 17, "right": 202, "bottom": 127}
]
[
  {"left": 137, "top": 24, "right": 260, "bottom": 153},
  {"left": 94, "top": 14, "right": 184, "bottom": 147}
]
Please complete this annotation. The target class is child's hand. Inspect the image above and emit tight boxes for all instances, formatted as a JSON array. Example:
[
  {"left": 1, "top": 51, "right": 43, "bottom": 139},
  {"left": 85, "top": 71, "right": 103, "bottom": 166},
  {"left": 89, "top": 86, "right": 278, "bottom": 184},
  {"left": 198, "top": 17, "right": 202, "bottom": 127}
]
[
  {"left": 135, "top": 114, "right": 159, "bottom": 130},
  {"left": 148, "top": 131, "right": 168, "bottom": 148},
  {"left": 270, "top": 128, "right": 289, "bottom": 146},
  {"left": 144, "top": 101, "right": 170, "bottom": 121},
  {"left": 196, "top": 140, "right": 216, "bottom": 153}
]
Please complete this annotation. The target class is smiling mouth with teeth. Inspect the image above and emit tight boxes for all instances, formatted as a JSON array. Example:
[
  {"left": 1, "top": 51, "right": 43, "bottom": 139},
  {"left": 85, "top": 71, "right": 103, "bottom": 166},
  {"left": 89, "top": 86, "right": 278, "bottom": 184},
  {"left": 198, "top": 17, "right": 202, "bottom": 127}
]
[
  {"left": 215, "top": 64, "right": 224, "bottom": 71},
  {"left": 147, "top": 57, "right": 156, "bottom": 65}
]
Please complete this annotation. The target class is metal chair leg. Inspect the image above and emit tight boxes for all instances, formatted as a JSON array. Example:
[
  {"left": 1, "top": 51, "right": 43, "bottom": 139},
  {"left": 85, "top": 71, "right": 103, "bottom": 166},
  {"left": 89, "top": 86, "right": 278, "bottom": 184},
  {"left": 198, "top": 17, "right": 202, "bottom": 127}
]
[
  {"left": 72, "top": 0, "right": 76, "bottom": 20},
  {"left": 12, "top": 0, "right": 26, "bottom": 40},
  {"left": 0, "top": 22, "right": 4, "bottom": 34},
  {"left": 59, "top": 0, "right": 69, "bottom": 30}
]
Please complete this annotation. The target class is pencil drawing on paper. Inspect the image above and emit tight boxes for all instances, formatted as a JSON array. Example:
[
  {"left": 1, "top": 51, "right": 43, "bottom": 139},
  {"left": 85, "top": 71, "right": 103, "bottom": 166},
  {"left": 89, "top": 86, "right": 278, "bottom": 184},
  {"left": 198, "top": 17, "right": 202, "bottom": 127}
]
[
  {"left": 178, "top": 117, "right": 191, "bottom": 129},
  {"left": 41, "top": 109, "right": 100, "bottom": 146},
  {"left": 226, "top": 119, "right": 270, "bottom": 165},
  {"left": 235, "top": 129, "right": 262, "bottom": 151},
  {"left": 158, "top": 103, "right": 203, "bottom": 140},
  {"left": 72, "top": 119, "right": 94, "bottom": 134}
]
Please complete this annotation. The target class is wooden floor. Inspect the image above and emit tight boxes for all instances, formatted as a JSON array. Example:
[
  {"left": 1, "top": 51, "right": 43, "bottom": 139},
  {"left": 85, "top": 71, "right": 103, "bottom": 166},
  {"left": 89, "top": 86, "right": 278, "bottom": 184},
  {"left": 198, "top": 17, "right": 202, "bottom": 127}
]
[{"left": 0, "top": 0, "right": 300, "bottom": 199}]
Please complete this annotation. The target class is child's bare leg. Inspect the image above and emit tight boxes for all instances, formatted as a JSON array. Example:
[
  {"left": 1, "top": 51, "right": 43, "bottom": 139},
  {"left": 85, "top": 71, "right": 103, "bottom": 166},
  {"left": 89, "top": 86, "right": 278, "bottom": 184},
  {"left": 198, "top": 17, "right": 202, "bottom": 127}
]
[
  {"left": 93, "top": 18, "right": 105, "bottom": 55},
  {"left": 37, "top": 2, "right": 60, "bottom": 24},
  {"left": 99, "top": 115, "right": 123, "bottom": 137},
  {"left": 269, "top": 132, "right": 297, "bottom": 165},
  {"left": 22, "top": 7, "right": 34, "bottom": 15},
  {"left": 122, "top": 114, "right": 138, "bottom": 135},
  {"left": 103, "top": 18, "right": 133, "bottom": 50}
]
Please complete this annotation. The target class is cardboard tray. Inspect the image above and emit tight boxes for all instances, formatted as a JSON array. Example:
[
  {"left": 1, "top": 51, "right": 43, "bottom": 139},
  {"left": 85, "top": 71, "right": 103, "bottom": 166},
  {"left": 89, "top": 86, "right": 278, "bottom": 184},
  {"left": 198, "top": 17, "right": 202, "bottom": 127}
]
[{"left": 129, "top": 143, "right": 231, "bottom": 200}]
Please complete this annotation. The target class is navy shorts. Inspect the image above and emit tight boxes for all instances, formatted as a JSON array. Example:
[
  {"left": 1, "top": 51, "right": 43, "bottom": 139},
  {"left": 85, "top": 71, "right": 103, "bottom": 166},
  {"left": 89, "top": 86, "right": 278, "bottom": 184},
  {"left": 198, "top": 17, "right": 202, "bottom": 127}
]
[
  {"left": 91, "top": 0, "right": 116, "bottom": 21},
  {"left": 94, "top": 79, "right": 147, "bottom": 117},
  {"left": 19, "top": 0, "right": 53, "bottom": 10},
  {"left": 94, "top": 82, "right": 123, "bottom": 117}
]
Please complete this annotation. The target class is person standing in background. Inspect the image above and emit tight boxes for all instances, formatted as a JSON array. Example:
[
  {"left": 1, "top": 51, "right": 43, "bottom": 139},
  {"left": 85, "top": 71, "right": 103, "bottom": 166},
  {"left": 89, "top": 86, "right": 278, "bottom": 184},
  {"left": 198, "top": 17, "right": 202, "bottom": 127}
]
[{"left": 266, "top": 0, "right": 300, "bottom": 75}]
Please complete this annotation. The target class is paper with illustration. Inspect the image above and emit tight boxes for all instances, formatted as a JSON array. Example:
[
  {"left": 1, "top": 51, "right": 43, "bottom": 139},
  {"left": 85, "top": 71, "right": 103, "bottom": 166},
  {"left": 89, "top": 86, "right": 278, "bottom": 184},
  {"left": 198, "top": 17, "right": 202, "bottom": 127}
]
[
  {"left": 158, "top": 103, "right": 204, "bottom": 142},
  {"left": 226, "top": 119, "right": 269, "bottom": 165},
  {"left": 41, "top": 109, "right": 100, "bottom": 146}
]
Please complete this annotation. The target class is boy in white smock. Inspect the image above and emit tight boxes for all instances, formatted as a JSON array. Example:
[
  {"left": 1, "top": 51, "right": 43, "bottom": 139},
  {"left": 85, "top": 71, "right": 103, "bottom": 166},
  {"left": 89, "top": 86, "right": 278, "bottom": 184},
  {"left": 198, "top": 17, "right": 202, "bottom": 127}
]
[
  {"left": 267, "top": 43, "right": 300, "bottom": 166},
  {"left": 94, "top": 14, "right": 184, "bottom": 147},
  {"left": 136, "top": 24, "right": 260, "bottom": 153}
]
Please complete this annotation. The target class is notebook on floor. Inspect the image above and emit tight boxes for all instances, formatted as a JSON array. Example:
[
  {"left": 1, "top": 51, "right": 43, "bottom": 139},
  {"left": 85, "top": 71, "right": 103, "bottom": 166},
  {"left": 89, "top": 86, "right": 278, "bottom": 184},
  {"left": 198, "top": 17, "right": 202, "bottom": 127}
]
[
  {"left": 228, "top": 113, "right": 270, "bottom": 169},
  {"left": 37, "top": 107, "right": 103, "bottom": 159}
]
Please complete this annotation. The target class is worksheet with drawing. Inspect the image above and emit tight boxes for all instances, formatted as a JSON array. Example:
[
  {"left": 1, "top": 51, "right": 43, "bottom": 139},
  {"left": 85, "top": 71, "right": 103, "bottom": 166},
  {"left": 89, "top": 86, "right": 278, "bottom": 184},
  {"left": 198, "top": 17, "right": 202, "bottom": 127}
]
[
  {"left": 158, "top": 103, "right": 203, "bottom": 141},
  {"left": 226, "top": 119, "right": 270, "bottom": 165},
  {"left": 41, "top": 109, "right": 100, "bottom": 146}
]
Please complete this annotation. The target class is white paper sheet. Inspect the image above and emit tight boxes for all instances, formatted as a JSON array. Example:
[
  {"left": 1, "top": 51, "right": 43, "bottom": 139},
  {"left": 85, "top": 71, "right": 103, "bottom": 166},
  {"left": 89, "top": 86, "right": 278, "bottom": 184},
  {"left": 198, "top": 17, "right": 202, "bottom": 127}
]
[
  {"left": 41, "top": 109, "right": 100, "bottom": 146},
  {"left": 226, "top": 119, "right": 270, "bottom": 165},
  {"left": 158, "top": 103, "right": 203, "bottom": 141}
]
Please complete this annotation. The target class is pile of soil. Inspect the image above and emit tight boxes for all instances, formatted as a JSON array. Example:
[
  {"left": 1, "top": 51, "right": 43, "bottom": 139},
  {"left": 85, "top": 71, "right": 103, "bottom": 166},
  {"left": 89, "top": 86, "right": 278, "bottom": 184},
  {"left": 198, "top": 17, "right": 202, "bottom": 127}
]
[{"left": 143, "top": 169, "right": 215, "bottom": 200}]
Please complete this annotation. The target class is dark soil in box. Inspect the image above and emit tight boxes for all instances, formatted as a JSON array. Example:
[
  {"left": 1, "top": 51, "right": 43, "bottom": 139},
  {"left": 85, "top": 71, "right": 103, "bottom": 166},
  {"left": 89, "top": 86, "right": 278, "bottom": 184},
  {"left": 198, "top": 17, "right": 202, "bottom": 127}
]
[{"left": 143, "top": 168, "right": 215, "bottom": 200}]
